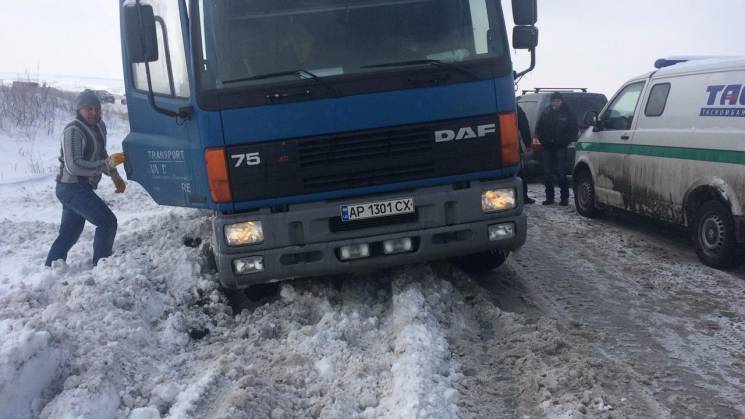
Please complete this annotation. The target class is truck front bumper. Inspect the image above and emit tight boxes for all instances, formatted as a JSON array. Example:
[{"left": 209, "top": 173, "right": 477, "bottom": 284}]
[{"left": 212, "top": 178, "right": 527, "bottom": 288}]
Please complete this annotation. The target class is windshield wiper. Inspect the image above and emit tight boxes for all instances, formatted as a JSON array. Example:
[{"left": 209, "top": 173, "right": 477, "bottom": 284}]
[
  {"left": 360, "top": 59, "right": 480, "bottom": 81},
  {"left": 221, "top": 69, "right": 339, "bottom": 97}
]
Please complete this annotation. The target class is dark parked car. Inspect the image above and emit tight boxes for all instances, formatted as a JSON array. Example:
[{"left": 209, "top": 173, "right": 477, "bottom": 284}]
[
  {"left": 517, "top": 88, "right": 608, "bottom": 177},
  {"left": 94, "top": 90, "right": 116, "bottom": 104}
]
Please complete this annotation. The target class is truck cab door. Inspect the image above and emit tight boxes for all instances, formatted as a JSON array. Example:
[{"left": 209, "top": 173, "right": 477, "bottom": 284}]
[
  {"left": 591, "top": 81, "right": 646, "bottom": 208},
  {"left": 121, "top": 0, "right": 210, "bottom": 208}
]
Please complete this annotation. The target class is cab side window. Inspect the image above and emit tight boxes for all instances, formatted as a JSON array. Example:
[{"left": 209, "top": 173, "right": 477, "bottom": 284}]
[
  {"left": 644, "top": 83, "right": 671, "bottom": 117},
  {"left": 602, "top": 82, "right": 645, "bottom": 130},
  {"left": 132, "top": 1, "right": 191, "bottom": 98}
]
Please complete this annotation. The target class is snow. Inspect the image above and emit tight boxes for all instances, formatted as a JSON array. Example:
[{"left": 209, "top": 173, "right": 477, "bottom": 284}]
[
  {"left": 379, "top": 277, "right": 459, "bottom": 418},
  {"left": 0, "top": 323, "right": 65, "bottom": 419},
  {"left": 0, "top": 73, "right": 125, "bottom": 96},
  {"left": 1, "top": 82, "right": 744, "bottom": 418}
]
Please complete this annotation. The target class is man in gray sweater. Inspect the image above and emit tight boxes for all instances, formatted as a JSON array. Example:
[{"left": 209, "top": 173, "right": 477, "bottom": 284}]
[{"left": 46, "top": 90, "right": 126, "bottom": 267}]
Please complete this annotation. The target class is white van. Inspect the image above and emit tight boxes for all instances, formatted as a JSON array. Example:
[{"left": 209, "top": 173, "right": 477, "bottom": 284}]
[{"left": 574, "top": 57, "right": 745, "bottom": 269}]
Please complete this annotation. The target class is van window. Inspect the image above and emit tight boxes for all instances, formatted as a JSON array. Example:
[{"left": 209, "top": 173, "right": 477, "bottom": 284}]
[
  {"left": 602, "top": 82, "right": 645, "bottom": 130},
  {"left": 644, "top": 83, "right": 671, "bottom": 117}
]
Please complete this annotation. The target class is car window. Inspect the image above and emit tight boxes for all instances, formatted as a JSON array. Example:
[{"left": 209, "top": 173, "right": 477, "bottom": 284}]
[
  {"left": 602, "top": 82, "right": 645, "bottom": 131},
  {"left": 517, "top": 100, "right": 539, "bottom": 132},
  {"left": 562, "top": 95, "right": 608, "bottom": 128},
  {"left": 644, "top": 83, "right": 671, "bottom": 117}
]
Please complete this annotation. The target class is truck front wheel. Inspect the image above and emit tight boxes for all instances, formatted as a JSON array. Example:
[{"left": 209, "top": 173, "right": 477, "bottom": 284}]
[
  {"left": 455, "top": 249, "right": 509, "bottom": 275},
  {"left": 694, "top": 201, "right": 741, "bottom": 269}
]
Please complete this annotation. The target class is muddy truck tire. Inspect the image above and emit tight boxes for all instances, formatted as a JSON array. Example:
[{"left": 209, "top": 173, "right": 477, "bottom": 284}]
[{"left": 455, "top": 249, "right": 509, "bottom": 274}]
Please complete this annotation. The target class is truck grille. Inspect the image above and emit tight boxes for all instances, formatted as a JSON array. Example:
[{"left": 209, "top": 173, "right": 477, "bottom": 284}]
[
  {"left": 303, "top": 162, "right": 434, "bottom": 190},
  {"left": 298, "top": 127, "right": 433, "bottom": 167},
  {"left": 226, "top": 114, "right": 503, "bottom": 203}
]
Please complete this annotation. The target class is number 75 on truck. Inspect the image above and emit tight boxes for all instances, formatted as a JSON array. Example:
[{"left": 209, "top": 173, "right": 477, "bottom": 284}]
[{"left": 119, "top": 0, "right": 539, "bottom": 288}]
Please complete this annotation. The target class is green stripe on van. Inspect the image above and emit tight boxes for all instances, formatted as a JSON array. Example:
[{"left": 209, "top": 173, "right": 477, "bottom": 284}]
[{"left": 575, "top": 142, "right": 745, "bottom": 165}]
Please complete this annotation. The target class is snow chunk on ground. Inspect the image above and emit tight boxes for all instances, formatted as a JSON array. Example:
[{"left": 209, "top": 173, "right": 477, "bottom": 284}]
[
  {"left": 377, "top": 270, "right": 460, "bottom": 418},
  {"left": 0, "top": 321, "right": 65, "bottom": 419}
]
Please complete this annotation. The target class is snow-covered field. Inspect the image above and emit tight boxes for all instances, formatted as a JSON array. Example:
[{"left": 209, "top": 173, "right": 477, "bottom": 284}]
[
  {"left": 1, "top": 89, "right": 744, "bottom": 419},
  {"left": 0, "top": 73, "right": 125, "bottom": 96}
]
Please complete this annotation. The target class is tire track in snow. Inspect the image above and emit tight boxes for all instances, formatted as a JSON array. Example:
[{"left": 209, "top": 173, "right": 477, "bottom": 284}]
[{"left": 186, "top": 267, "right": 461, "bottom": 419}]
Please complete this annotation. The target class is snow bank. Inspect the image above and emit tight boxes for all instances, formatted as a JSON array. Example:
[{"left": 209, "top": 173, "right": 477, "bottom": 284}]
[
  {"left": 0, "top": 321, "right": 65, "bottom": 419},
  {"left": 0, "top": 178, "right": 220, "bottom": 418},
  {"left": 378, "top": 272, "right": 459, "bottom": 418}
]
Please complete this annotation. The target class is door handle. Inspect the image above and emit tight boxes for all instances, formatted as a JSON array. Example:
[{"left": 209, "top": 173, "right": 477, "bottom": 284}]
[{"left": 620, "top": 135, "right": 630, "bottom": 140}]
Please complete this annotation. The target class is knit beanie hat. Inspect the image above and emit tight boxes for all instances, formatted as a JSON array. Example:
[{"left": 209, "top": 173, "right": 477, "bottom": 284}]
[
  {"left": 76, "top": 90, "right": 101, "bottom": 109},
  {"left": 550, "top": 92, "right": 564, "bottom": 101}
]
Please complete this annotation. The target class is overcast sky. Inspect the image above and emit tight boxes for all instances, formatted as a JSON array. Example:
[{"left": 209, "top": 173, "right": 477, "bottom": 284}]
[{"left": 1, "top": 0, "right": 743, "bottom": 96}]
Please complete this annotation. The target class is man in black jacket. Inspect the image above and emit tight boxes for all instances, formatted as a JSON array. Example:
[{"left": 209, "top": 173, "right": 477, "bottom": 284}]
[{"left": 535, "top": 92, "right": 578, "bottom": 206}]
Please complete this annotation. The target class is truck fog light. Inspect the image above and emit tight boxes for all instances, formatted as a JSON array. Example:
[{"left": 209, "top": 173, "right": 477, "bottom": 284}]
[
  {"left": 481, "top": 189, "right": 516, "bottom": 213},
  {"left": 339, "top": 244, "right": 370, "bottom": 261},
  {"left": 488, "top": 223, "right": 515, "bottom": 241},
  {"left": 383, "top": 238, "right": 413, "bottom": 255},
  {"left": 233, "top": 256, "right": 265, "bottom": 275},
  {"left": 225, "top": 221, "right": 264, "bottom": 246}
]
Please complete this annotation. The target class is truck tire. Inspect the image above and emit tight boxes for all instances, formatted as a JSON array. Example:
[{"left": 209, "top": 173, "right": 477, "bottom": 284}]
[
  {"left": 694, "top": 201, "right": 741, "bottom": 269},
  {"left": 573, "top": 170, "right": 603, "bottom": 218},
  {"left": 455, "top": 249, "right": 509, "bottom": 275}
]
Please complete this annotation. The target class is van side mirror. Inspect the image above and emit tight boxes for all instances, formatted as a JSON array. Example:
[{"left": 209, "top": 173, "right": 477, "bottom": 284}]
[
  {"left": 512, "top": 0, "right": 538, "bottom": 26},
  {"left": 512, "top": 26, "right": 539, "bottom": 50},
  {"left": 124, "top": 2, "right": 159, "bottom": 63},
  {"left": 583, "top": 111, "right": 599, "bottom": 127}
]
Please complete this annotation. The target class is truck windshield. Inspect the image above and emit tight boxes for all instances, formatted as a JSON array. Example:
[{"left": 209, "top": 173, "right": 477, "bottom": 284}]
[{"left": 195, "top": 0, "right": 509, "bottom": 90}]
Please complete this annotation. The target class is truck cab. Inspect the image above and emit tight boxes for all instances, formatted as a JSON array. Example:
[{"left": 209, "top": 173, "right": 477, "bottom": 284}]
[{"left": 119, "top": 0, "right": 539, "bottom": 287}]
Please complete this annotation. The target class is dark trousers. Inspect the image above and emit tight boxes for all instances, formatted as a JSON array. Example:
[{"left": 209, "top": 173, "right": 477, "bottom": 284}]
[
  {"left": 46, "top": 182, "right": 117, "bottom": 266},
  {"left": 518, "top": 168, "right": 530, "bottom": 200},
  {"left": 542, "top": 147, "right": 569, "bottom": 201}
]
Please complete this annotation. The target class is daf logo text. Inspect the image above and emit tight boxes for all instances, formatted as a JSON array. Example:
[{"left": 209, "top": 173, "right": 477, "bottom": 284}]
[{"left": 434, "top": 124, "right": 497, "bottom": 143}]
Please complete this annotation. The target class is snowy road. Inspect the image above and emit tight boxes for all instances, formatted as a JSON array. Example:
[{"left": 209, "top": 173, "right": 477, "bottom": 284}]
[
  {"left": 1, "top": 179, "right": 744, "bottom": 418},
  {"left": 487, "top": 186, "right": 745, "bottom": 417}
]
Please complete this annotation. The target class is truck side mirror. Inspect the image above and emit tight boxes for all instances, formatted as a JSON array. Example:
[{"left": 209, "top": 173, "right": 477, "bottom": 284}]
[
  {"left": 124, "top": 2, "right": 159, "bottom": 63},
  {"left": 512, "top": 26, "right": 539, "bottom": 50},
  {"left": 512, "top": 0, "right": 538, "bottom": 26}
]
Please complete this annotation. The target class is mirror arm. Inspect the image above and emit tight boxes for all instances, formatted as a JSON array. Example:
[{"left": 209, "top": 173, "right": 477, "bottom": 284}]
[
  {"left": 515, "top": 48, "right": 536, "bottom": 79},
  {"left": 154, "top": 17, "right": 176, "bottom": 97}
]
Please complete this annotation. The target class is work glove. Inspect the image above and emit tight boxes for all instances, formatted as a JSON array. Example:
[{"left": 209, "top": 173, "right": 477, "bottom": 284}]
[
  {"left": 113, "top": 176, "right": 126, "bottom": 194},
  {"left": 109, "top": 152, "right": 126, "bottom": 167}
]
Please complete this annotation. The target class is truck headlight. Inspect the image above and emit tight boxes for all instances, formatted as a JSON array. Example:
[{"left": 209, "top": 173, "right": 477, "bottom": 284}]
[
  {"left": 225, "top": 221, "right": 264, "bottom": 246},
  {"left": 481, "top": 189, "right": 516, "bottom": 213}
]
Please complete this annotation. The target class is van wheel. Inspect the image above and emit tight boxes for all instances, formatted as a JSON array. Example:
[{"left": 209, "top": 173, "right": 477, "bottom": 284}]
[
  {"left": 694, "top": 201, "right": 740, "bottom": 269},
  {"left": 455, "top": 249, "right": 509, "bottom": 275},
  {"left": 574, "top": 171, "right": 603, "bottom": 218}
]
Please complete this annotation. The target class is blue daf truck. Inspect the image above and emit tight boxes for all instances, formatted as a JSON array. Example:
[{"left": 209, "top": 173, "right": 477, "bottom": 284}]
[{"left": 119, "top": 0, "right": 538, "bottom": 288}]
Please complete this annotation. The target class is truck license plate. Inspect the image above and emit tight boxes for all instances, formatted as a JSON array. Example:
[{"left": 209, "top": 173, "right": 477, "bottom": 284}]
[{"left": 341, "top": 198, "right": 414, "bottom": 222}]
